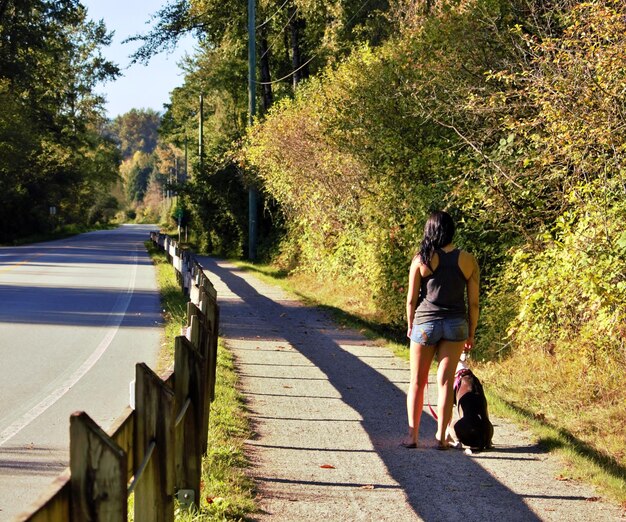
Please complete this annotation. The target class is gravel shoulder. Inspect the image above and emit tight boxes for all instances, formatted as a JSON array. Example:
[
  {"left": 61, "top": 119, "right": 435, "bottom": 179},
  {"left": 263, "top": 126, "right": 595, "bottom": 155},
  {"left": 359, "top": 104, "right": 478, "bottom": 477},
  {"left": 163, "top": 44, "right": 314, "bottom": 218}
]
[{"left": 197, "top": 256, "right": 625, "bottom": 522}]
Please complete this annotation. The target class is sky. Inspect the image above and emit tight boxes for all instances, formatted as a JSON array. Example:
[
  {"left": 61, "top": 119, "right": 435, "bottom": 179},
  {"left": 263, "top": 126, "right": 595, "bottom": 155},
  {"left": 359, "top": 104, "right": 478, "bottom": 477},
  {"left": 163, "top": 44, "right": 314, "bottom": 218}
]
[{"left": 81, "top": 0, "right": 197, "bottom": 119}]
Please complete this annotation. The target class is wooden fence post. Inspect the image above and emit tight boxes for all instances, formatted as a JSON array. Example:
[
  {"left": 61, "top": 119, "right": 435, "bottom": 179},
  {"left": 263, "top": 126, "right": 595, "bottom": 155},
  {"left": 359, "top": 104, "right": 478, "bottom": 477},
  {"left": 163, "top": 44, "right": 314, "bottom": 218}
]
[
  {"left": 186, "top": 308, "right": 210, "bottom": 452},
  {"left": 197, "top": 294, "right": 219, "bottom": 398},
  {"left": 186, "top": 305, "right": 205, "bottom": 351},
  {"left": 70, "top": 412, "right": 127, "bottom": 521},
  {"left": 208, "top": 303, "right": 219, "bottom": 402},
  {"left": 134, "top": 363, "right": 175, "bottom": 522},
  {"left": 174, "top": 336, "right": 204, "bottom": 507}
]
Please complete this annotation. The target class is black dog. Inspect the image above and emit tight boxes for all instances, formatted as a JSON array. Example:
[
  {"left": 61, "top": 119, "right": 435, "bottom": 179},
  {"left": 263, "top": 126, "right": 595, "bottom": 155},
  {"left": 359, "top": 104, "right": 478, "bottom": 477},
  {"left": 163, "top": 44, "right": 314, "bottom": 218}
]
[{"left": 453, "top": 366, "right": 494, "bottom": 451}]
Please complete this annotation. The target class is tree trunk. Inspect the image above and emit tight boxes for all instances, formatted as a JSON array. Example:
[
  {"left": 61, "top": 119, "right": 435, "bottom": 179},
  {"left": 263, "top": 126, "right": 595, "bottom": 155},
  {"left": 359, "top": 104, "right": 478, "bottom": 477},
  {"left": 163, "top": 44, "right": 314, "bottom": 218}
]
[
  {"left": 288, "top": 4, "right": 308, "bottom": 88},
  {"left": 259, "top": 29, "right": 273, "bottom": 114}
]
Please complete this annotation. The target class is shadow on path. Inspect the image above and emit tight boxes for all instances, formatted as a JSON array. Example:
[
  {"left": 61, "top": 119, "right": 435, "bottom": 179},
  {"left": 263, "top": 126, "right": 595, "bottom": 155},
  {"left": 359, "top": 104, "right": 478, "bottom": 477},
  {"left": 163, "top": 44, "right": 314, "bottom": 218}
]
[{"left": 199, "top": 257, "right": 545, "bottom": 521}]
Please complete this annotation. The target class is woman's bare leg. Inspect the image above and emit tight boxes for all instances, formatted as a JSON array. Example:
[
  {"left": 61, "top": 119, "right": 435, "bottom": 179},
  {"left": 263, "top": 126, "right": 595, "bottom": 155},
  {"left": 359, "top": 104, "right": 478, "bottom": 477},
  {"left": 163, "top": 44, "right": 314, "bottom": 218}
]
[
  {"left": 406, "top": 341, "right": 435, "bottom": 445},
  {"left": 435, "top": 339, "right": 465, "bottom": 447}
]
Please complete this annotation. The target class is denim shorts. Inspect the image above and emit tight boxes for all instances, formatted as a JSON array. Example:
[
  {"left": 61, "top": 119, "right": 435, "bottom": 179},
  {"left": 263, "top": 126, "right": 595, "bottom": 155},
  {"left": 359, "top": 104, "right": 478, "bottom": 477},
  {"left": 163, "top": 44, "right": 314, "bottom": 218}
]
[{"left": 410, "top": 317, "right": 468, "bottom": 345}]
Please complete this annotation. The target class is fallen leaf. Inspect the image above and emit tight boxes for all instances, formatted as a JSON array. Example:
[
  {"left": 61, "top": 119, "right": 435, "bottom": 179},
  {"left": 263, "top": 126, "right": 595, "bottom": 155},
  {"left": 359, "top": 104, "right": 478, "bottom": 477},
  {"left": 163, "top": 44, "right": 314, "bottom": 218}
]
[
  {"left": 320, "top": 464, "right": 335, "bottom": 469},
  {"left": 586, "top": 497, "right": 600, "bottom": 502},
  {"left": 360, "top": 485, "right": 375, "bottom": 490},
  {"left": 283, "top": 385, "right": 292, "bottom": 389},
  {"left": 555, "top": 475, "right": 569, "bottom": 481}
]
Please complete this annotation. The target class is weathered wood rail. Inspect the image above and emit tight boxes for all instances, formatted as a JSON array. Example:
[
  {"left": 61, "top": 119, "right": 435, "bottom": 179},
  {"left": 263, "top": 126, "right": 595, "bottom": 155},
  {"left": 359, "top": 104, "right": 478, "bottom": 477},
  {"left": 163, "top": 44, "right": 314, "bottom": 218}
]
[{"left": 16, "top": 233, "right": 219, "bottom": 521}]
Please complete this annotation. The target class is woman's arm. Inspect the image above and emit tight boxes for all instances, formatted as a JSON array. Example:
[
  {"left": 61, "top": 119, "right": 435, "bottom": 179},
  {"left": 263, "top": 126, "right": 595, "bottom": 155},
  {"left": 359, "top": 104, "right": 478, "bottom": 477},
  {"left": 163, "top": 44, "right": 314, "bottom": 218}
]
[
  {"left": 465, "top": 254, "right": 480, "bottom": 350},
  {"left": 406, "top": 257, "right": 422, "bottom": 338}
]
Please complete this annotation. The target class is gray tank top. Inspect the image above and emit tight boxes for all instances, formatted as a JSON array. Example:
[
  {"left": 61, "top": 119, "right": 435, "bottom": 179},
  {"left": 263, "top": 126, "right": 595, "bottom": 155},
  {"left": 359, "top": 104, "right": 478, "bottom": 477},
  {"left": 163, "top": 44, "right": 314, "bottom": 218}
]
[{"left": 413, "top": 249, "right": 467, "bottom": 324}]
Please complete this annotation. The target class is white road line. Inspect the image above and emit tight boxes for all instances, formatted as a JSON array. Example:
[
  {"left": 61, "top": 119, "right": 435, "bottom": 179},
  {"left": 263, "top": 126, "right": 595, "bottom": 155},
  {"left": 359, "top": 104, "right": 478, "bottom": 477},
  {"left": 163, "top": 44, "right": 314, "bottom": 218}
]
[{"left": 0, "top": 248, "right": 139, "bottom": 447}]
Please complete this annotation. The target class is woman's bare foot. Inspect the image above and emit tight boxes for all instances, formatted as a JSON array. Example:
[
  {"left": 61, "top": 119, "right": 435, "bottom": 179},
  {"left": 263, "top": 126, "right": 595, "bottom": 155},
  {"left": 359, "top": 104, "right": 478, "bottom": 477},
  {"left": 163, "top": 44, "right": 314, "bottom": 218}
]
[
  {"left": 401, "top": 429, "right": 419, "bottom": 448},
  {"left": 401, "top": 428, "right": 419, "bottom": 448},
  {"left": 435, "top": 430, "right": 456, "bottom": 444},
  {"left": 435, "top": 431, "right": 455, "bottom": 450},
  {"left": 400, "top": 436, "right": 418, "bottom": 448}
]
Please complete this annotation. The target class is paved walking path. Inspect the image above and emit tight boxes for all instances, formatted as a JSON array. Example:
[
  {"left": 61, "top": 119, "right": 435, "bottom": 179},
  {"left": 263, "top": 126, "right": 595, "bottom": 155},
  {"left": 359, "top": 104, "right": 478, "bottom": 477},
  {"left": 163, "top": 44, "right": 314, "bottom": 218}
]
[{"left": 197, "top": 257, "right": 624, "bottom": 521}]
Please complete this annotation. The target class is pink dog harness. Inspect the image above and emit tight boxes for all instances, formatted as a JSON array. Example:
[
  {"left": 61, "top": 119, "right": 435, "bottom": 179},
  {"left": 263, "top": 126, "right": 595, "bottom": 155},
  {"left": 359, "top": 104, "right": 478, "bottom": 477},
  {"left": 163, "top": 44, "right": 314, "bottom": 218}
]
[{"left": 454, "top": 368, "right": 472, "bottom": 393}]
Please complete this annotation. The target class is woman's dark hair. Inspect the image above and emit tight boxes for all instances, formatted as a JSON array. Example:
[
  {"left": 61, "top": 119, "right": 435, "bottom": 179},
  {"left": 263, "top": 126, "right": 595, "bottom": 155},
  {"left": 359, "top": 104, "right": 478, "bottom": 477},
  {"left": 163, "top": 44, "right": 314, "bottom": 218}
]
[{"left": 417, "top": 210, "right": 455, "bottom": 267}]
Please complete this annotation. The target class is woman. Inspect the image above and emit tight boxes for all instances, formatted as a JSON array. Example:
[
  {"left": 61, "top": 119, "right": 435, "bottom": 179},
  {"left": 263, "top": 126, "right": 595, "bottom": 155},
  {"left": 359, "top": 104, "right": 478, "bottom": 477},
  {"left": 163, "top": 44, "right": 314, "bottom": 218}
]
[{"left": 403, "top": 210, "right": 479, "bottom": 449}]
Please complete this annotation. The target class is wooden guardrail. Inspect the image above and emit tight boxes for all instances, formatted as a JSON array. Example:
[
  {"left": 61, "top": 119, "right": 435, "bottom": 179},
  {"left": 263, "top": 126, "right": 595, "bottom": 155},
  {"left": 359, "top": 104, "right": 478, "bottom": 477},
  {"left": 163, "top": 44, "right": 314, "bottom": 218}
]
[{"left": 16, "top": 233, "right": 219, "bottom": 521}]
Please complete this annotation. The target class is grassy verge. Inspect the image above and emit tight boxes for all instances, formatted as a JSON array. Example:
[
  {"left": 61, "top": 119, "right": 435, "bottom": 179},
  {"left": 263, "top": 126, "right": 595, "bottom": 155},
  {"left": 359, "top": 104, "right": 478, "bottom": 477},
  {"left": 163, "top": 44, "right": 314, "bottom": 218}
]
[
  {"left": 180, "top": 343, "right": 256, "bottom": 521},
  {"left": 145, "top": 242, "right": 256, "bottom": 520},
  {"left": 233, "top": 260, "right": 626, "bottom": 506},
  {"left": 144, "top": 241, "right": 189, "bottom": 374}
]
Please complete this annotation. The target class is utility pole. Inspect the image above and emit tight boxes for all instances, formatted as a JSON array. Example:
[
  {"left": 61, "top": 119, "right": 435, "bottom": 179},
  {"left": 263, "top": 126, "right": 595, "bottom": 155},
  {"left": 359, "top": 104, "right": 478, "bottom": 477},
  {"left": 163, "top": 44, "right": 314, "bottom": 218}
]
[
  {"left": 198, "top": 94, "right": 204, "bottom": 175},
  {"left": 248, "top": 0, "right": 258, "bottom": 261},
  {"left": 184, "top": 137, "right": 188, "bottom": 183}
]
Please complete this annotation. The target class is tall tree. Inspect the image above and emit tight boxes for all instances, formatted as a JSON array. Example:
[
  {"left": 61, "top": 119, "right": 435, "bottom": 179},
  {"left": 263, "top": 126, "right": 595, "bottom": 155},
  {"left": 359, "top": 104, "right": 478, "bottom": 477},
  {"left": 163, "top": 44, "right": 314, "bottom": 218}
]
[
  {"left": 0, "top": 0, "right": 120, "bottom": 241},
  {"left": 112, "top": 108, "right": 161, "bottom": 159}
]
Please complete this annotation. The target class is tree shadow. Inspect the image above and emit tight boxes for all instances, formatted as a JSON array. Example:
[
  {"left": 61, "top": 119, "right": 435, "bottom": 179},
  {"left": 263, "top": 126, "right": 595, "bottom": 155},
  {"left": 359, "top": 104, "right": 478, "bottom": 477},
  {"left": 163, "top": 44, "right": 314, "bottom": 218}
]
[
  {"left": 198, "top": 257, "right": 544, "bottom": 521},
  {"left": 0, "top": 286, "right": 162, "bottom": 327},
  {"left": 0, "top": 445, "right": 66, "bottom": 477},
  {"left": 502, "top": 401, "right": 626, "bottom": 484}
]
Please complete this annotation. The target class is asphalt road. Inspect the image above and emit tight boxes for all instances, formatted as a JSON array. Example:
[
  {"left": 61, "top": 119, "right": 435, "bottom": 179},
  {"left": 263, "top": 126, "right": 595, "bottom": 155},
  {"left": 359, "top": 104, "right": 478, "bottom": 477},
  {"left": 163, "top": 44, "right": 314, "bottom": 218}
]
[{"left": 0, "top": 225, "right": 162, "bottom": 521}]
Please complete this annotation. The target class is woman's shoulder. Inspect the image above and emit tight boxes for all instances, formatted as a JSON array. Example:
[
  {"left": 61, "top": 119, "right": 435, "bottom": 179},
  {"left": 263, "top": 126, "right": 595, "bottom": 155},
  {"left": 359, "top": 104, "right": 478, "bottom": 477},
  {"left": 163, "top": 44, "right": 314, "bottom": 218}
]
[
  {"left": 411, "top": 254, "right": 434, "bottom": 276},
  {"left": 457, "top": 248, "right": 476, "bottom": 261},
  {"left": 457, "top": 249, "right": 479, "bottom": 276}
]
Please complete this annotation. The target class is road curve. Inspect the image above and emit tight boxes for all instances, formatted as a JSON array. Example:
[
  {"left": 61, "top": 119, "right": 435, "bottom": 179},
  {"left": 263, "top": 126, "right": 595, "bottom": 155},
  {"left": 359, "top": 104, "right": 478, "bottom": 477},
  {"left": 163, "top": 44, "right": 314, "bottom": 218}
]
[{"left": 0, "top": 225, "right": 162, "bottom": 521}]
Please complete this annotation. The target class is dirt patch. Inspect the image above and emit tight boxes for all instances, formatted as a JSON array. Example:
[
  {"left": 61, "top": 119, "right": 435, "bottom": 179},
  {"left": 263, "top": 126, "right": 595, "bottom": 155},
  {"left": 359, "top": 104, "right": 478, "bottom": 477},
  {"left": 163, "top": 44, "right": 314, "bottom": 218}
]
[{"left": 197, "top": 257, "right": 625, "bottom": 521}]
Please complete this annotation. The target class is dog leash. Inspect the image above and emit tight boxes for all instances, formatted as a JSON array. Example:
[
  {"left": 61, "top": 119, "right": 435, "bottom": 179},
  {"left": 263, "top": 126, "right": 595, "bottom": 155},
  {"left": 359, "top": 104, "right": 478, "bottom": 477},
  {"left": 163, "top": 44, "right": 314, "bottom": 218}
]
[{"left": 427, "top": 351, "right": 471, "bottom": 421}]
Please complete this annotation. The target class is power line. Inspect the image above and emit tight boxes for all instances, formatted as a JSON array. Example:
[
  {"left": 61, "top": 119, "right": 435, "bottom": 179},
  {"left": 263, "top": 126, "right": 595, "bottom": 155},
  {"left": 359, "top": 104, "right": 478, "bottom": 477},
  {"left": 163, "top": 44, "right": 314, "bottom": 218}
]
[
  {"left": 259, "top": 5, "right": 298, "bottom": 61},
  {"left": 256, "top": 55, "right": 315, "bottom": 85},
  {"left": 344, "top": 0, "right": 375, "bottom": 29}
]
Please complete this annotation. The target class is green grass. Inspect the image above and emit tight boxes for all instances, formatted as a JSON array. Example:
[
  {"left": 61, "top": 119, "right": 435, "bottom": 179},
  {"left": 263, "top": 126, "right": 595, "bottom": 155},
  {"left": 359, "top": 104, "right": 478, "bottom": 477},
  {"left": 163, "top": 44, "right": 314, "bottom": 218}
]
[
  {"left": 177, "top": 343, "right": 256, "bottom": 521},
  {"left": 145, "top": 242, "right": 256, "bottom": 521},
  {"left": 144, "top": 241, "right": 189, "bottom": 374}
]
